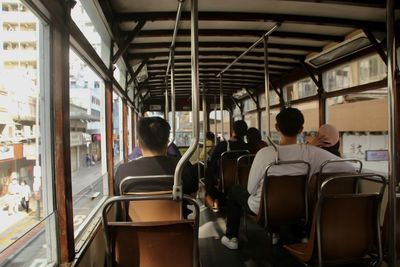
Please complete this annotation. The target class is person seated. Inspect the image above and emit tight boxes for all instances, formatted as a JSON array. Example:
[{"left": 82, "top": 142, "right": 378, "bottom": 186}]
[
  {"left": 129, "top": 141, "right": 182, "bottom": 161},
  {"left": 114, "top": 117, "right": 197, "bottom": 196},
  {"left": 246, "top": 127, "right": 268, "bottom": 154},
  {"left": 205, "top": 120, "right": 250, "bottom": 210},
  {"left": 199, "top": 131, "right": 215, "bottom": 162},
  {"left": 220, "top": 108, "right": 354, "bottom": 250},
  {"left": 309, "top": 124, "right": 341, "bottom": 157}
]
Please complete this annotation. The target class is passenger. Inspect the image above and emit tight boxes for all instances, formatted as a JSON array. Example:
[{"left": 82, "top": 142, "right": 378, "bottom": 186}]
[
  {"left": 7, "top": 174, "right": 20, "bottom": 215},
  {"left": 20, "top": 180, "right": 31, "bottom": 213},
  {"left": 220, "top": 108, "right": 354, "bottom": 250},
  {"left": 206, "top": 120, "right": 250, "bottom": 209},
  {"left": 114, "top": 117, "right": 197, "bottom": 196},
  {"left": 246, "top": 127, "right": 268, "bottom": 154},
  {"left": 309, "top": 124, "right": 341, "bottom": 157},
  {"left": 199, "top": 131, "right": 215, "bottom": 162},
  {"left": 129, "top": 142, "right": 182, "bottom": 160}
]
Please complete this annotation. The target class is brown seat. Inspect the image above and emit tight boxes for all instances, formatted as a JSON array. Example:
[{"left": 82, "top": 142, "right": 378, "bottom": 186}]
[
  {"left": 220, "top": 150, "right": 249, "bottom": 193},
  {"left": 381, "top": 193, "right": 400, "bottom": 264},
  {"left": 245, "top": 161, "right": 311, "bottom": 239},
  {"left": 120, "top": 175, "right": 181, "bottom": 222},
  {"left": 102, "top": 195, "right": 200, "bottom": 267},
  {"left": 308, "top": 159, "right": 362, "bottom": 219},
  {"left": 235, "top": 154, "right": 255, "bottom": 187},
  {"left": 285, "top": 173, "right": 385, "bottom": 267}
]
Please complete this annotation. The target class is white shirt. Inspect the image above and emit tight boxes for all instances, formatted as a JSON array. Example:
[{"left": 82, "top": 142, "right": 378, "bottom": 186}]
[{"left": 247, "top": 144, "right": 355, "bottom": 214}]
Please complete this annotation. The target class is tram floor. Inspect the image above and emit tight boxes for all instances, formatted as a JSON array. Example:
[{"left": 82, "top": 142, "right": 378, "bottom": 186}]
[{"left": 198, "top": 205, "right": 304, "bottom": 267}]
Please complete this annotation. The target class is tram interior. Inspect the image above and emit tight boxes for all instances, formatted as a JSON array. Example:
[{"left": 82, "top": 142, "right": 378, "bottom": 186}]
[{"left": 0, "top": 0, "right": 399, "bottom": 267}]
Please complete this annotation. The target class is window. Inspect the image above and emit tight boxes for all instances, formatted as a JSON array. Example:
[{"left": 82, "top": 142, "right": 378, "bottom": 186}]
[
  {"left": 69, "top": 49, "right": 108, "bottom": 237},
  {"left": 0, "top": 1, "right": 57, "bottom": 265},
  {"left": 259, "top": 91, "right": 280, "bottom": 107},
  {"left": 326, "top": 88, "right": 388, "bottom": 174},
  {"left": 323, "top": 64, "right": 352, "bottom": 91},
  {"left": 244, "top": 112, "right": 258, "bottom": 129},
  {"left": 128, "top": 107, "right": 133, "bottom": 155},
  {"left": 209, "top": 110, "right": 230, "bottom": 140},
  {"left": 285, "top": 77, "right": 318, "bottom": 101},
  {"left": 71, "top": 1, "right": 110, "bottom": 66},
  {"left": 113, "top": 92, "right": 123, "bottom": 166},
  {"left": 291, "top": 101, "right": 319, "bottom": 143},
  {"left": 359, "top": 54, "right": 387, "bottom": 85},
  {"left": 174, "top": 111, "right": 193, "bottom": 147}
]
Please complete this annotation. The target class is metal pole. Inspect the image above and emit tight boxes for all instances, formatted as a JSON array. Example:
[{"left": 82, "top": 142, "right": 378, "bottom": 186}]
[
  {"left": 264, "top": 35, "right": 271, "bottom": 137},
  {"left": 174, "top": 0, "right": 199, "bottom": 200},
  {"left": 214, "top": 95, "right": 217, "bottom": 144},
  {"left": 171, "top": 50, "right": 176, "bottom": 143},
  {"left": 220, "top": 75, "right": 224, "bottom": 140},
  {"left": 202, "top": 84, "right": 207, "bottom": 168},
  {"left": 386, "top": 0, "right": 397, "bottom": 265},
  {"left": 217, "top": 23, "right": 280, "bottom": 78},
  {"left": 165, "top": 77, "right": 169, "bottom": 121},
  {"left": 165, "top": 0, "right": 185, "bottom": 77}
]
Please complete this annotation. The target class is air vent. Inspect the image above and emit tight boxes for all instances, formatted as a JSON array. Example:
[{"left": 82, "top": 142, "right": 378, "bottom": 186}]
[{"left": 305, "top": 32, "right": 372, "bottom": 68}]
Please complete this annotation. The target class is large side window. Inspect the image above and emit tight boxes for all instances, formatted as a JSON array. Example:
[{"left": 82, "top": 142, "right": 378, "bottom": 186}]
[
  {"left": 112, "top": 92, "right": 123, "bottom": 166},
  {"left": 69, "top": 49, "right": 107, "bottom": 237},
  {"left": 0, "top": 1, "right": 57, "bottom": 265},
  {"left": 209, "top": 110, "right": 230, "bottom": 141}
]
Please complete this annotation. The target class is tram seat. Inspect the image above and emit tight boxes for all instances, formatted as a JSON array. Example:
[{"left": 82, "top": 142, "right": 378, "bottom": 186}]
[
  {"left": 102, "top": 195, "right": 200, "bottom": 267},
  {"left": 307, "top": 159, "right": 362, "bottom": 219},
  {"left": 285, "top": 173, "right": 385, "bottom": 267},
  {"left": 220, "top": 150, "right": 249, "bottom": 193},
  {"left": 381, "top": 193, "right": 400, "bottom": 263},
  {"left": 119, "top": 175, "right": 181, "bottom": 222},
  {"left": 235, "top": 154, "right": 255, "bottom": 187},
  {"left": 244, "top": 161, "right": 310, "bottom": 239}
]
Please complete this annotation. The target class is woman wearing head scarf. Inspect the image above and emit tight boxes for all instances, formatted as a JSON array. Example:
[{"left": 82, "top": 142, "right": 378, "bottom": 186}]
[{"left": 309, "top": 124, "right": 341, "bottom": 157}]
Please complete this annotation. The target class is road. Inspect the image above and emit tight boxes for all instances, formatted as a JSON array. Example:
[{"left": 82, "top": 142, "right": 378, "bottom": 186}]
[{"left": 0, "top": 163, "right": 105, "bottom": 266}]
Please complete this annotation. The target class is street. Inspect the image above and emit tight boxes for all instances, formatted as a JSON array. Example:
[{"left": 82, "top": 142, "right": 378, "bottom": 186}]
[{"left": 0, "top": 162, "right": 105, "bottom": 266}]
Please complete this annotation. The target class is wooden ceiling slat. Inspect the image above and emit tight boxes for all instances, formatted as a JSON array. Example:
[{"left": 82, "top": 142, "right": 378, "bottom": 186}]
[
  {"left": 127, "top": 29, "right": 343, "bottom": 42},
  {"left": 128, "top": 50, "right": 305, "bottom": 60},
  {"left": 115, "top": 12, "right": 385, "bottom": 31},
  {"left": 129, "top": 41, "right": 321, "bottom": 53},
  {"left": 147, "top": 58, "right": 300, "bottom": 67}
]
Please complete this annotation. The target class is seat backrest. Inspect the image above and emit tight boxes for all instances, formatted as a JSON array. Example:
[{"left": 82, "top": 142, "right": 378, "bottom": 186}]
[
  {"left": 102, "top": 195, "right": 200, "bottom": 267},
  {"left": 308, "top": 159, "right": 362, "bottom": 215},
  {"left": 120, "top": 175, "right": 181, "bottom": 222},
  {"left": 381, "top": 194, "right": 400, "bottom": 261},
  {"left": 262, "top": 161, "right": 311, "bottom": 230},
  {"left": 220, "top": 150, "right": 249, "bottom": 193},
  {"left": 316, "top": 173, "right": 385, "bottom": 266},
  {"left": 235, "top": 154, "right": 255, "bottom": 186}
]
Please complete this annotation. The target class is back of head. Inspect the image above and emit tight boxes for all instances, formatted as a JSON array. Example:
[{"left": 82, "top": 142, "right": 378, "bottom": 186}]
[
  {"left": 233, "top": 120, "right": 248, "bottom": 140},
  {"left": 138, "top": 117, "right": 170, "bottom": 153},
  {"left": 318, "top": 124, "right": 339, "bottom": 147},
  {"left": 276, "top": 107, "right": 304, "bottom": 137},
  {"left": 206, "top": 131, "right": 215, "bottom": 141},
  {"left": 246, "top": 127, "right": 262, "bottom": 144}
]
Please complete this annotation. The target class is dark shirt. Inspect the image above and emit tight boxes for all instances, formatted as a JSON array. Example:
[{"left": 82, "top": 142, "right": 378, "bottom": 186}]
[
  {"left": 248, "top": 140, "right": 268, "bottom": 154},
  {"left": 114, "top": 156, "right": 197, "bottom": 195},
  {"left": 210, "top": 139, "right": 250, "bottom": 177},
  {"left": 129, "top": 143, "right": 182, "bottom": 161}
]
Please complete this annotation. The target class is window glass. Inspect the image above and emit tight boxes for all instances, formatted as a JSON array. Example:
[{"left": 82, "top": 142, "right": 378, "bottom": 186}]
[
  {"left": 323, "top": 64, "right": 352, "bottom": 91},
  {"left": 128, "top": 108, "right": 132, "bottom": 155},
  {"left": 359, "top": 54, "right": 387, "bottom": 85},
  {"left": 175, "top": 111, "right": 193, "bottom": 147},
  {"left": 268, "top": 108, "right": 280, "bottom": 144},
  {"left": 244, "top": 112, "right": 258, "bottom": 129},
  {"left": 69, "top": 49, "right": 107, "bottom": 236},
  {"left": 285, "top": 77, "right": 318, "bottom": 101},
  {"left": 259, "top": 91, "right": 280, "bottom": 107},
  {"left": 291, "top": 101, "right": 319, "bottom": 143},
  {"left": 0, "top": 1, "right": 57, "bottom": 264},
  {"left": 327, "top": 88, "right": 388, "bottom": 174},
  {"left": 242, "top": 98, "right": 257, "bottom": 113},
  {"left": 113, "top": 92, "right": 123, "bottom": 166},
  {"left": 209, "top": 110, "right": 230, "bottom": 140},
  {"left": 71, "top": 1, "right": 110, "bottom": 66}
]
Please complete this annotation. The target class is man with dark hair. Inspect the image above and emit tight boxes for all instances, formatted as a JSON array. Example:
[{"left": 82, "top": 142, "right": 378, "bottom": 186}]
[
  {"left": 246, "top": 127, "right": 268, "bottom": 154},
  {"left": 114, "top": 117, "right": 197, "bottom": 196},
  {"left": 221, "top": 108, "right": 353, "bottom": 250},
  {"left": 206, "top": 120, "right": 250, "bottom": 210}
]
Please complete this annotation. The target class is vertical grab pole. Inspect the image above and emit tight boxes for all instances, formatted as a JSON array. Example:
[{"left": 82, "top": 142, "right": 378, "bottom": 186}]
[
  {"left": 165, "top": 77, "right": 169, "bottom": 121},
  {"left": 171, "top": 49, "right": 176, "bottom": 143},
  {"left": 214, "top": 95, "right": 217, "bottom": 144},
  {"left": 220, "top": 75, "right": 224, "bottom": 140},
  {"left": 263, "top": 35, "right": 271, "bottom": 138},
  {"left": 202, "top": 84, "right": 208, "bottom": 168},
  {"left": 173, "top": 0, "right": 199, "bottom": 200},
  {"left": 387, "top": 0, "right": 397, "bottom": 265}
]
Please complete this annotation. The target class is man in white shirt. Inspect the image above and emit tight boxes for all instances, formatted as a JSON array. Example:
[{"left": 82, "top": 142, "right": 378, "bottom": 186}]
[{"left": 221, "top": 107, "right": 354, "bottom": 250}]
